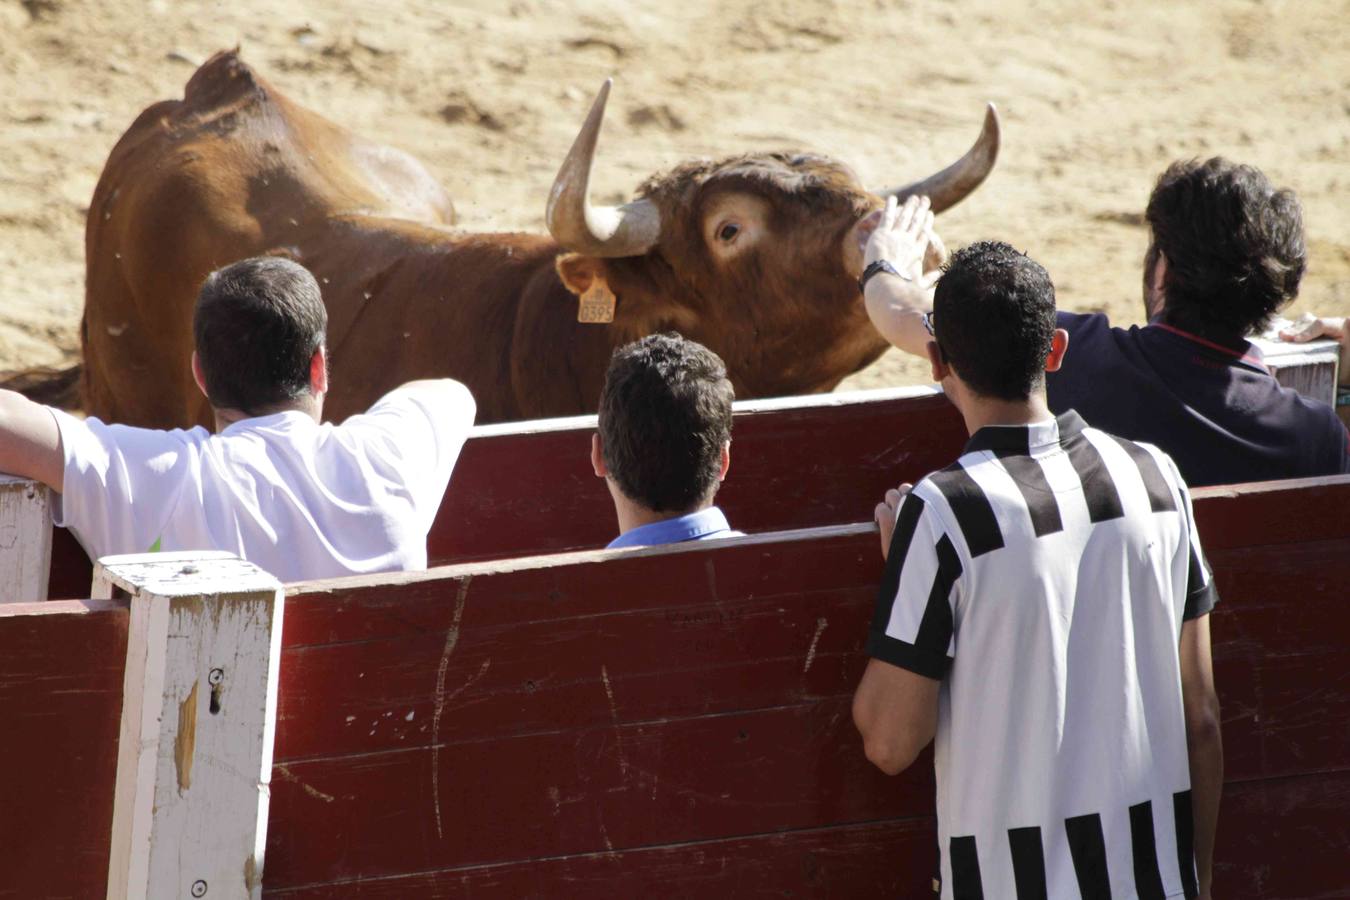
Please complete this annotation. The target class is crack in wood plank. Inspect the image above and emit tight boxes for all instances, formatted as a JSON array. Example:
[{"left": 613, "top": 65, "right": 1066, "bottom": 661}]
[{"left": 431, "top": 575, "right": 472, "bottom": 840}]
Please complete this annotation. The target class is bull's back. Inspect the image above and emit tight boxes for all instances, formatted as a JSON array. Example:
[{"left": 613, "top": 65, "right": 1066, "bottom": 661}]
[{"left": 82, "top": 50, "right": 455, "bottom": 429}]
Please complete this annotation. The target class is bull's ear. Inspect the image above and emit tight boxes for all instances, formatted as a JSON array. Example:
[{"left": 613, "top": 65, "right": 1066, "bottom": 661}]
[{"left": 556, "top": 253, "right": 608, "bottom": 296}]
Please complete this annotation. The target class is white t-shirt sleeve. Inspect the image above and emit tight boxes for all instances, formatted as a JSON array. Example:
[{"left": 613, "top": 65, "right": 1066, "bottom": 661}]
[
  {"left": 337, "top": 380, "right": 476, "bottom": 532},
  {"left": 49, "top": 410, "right": 196, "bottom": 561}
]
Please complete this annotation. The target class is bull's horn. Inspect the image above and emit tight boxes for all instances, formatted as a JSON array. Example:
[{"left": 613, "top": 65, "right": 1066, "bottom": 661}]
[
  {"left": 546, "top": 79, "right": 661, "bottom": 258},
  {"left": 876, "top": 103, "right": 1001, "bottom": 214}
]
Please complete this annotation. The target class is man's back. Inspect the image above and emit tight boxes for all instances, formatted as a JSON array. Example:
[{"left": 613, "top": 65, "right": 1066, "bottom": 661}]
[
  {"left": 1048, "top": 312, "right": 1350, "bottom": 489},
  {"left": 872, "top": 412, "right": 1214, "bottom": 898},
  {"left": 52, "top": 381, "right": 474, "bottom": 582}
]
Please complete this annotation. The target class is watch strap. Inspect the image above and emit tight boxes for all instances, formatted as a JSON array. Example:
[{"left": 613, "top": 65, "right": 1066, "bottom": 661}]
[{"left": 858, "top": 259, "right": 911, "bottom": 294}]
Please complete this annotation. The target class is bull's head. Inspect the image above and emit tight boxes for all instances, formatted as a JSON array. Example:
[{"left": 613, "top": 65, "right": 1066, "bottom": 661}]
[{"left": 547, "top": 80, "right": 999, "bottom": 397}]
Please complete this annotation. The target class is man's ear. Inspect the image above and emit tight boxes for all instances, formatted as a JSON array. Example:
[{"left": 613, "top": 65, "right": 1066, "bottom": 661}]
[
  {"left": 191, "top": 351, "right": 209, "bottom": 399},
  {"left": 925, "top": 340, "right": 949, "bottom": 384},
  {"left": 310, "top": 346, "right": 329, "bottom": 395},
  {"left": 591, "top": 432, "right": 608, "bottom": 478},
  {"left": 1144, "top": 248, "right": 1168, "bottom": 320},
  {"left": 1045, "top": 329, "right": 1070, "bottom": 373},
  {"left": 557, "top": 253, "right": 608, "bottom": 297},
  {"left": 1151, "top": 251, "right": 1168, "bottom": 293},
  {"left": 717, "top": 440, "right": 731, "bottom": 482}
]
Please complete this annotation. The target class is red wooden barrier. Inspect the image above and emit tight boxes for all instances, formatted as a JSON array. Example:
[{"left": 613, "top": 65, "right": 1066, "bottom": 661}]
[
  {"left": 3, "top": 474, "right": 1346, "bottom": 898},
  {"left": 45, "top": 387, "right": 965, "bottom": 598}
]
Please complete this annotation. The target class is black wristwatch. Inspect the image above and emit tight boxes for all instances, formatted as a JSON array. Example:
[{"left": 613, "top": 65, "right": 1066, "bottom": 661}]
[{"left": 858, "top": 259, "right": 912, "bottom": 295}]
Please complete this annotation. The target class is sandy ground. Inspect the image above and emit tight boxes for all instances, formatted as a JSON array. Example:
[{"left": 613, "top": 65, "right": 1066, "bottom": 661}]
[{"left": 1, "top": 0, "right": 1347, "bottom": 391}]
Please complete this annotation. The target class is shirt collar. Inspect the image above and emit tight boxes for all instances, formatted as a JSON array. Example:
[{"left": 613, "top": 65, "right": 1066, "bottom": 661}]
[
  {"left": 220, "top": 410, "right": 315, "bottom": 436},
  {"left": 962, "top": 410, "right": 1087, "bottom": 456},
  {"left": 1147, "top": 321, "right": 1269, "bottom": 373},
  {"left": 606, "top": 506, "right": 732, "bottom": 549}
]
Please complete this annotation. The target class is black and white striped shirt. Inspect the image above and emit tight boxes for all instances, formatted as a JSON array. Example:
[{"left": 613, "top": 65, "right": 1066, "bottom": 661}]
[{"left": 869, "top": 411, "right": 1217, "bottom": 900}]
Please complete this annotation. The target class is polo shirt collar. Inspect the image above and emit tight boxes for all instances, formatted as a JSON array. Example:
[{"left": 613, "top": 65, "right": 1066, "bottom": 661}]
[
  {"left": 962, "top": 410, "right": 1087, "bottom": 456},
  {"left": 1147, "top": 320, "right": 1270, "bottom": 374},
  {"left": 606, "top": 506, "right": 733, "bottom": 549}
]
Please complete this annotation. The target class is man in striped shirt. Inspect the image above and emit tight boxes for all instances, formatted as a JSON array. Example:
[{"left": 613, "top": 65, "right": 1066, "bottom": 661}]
[{"left": 852, "top": 234, "right": 1224, "bottom": 899}]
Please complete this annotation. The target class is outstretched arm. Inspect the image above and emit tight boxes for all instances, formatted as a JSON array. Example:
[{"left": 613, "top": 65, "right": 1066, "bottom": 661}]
[
  {"left": 0, "top": 389, "right": 63, "bottom": 491},
  {"left": 1179, "top": 614, "right": 1222, "bottom": 897}
]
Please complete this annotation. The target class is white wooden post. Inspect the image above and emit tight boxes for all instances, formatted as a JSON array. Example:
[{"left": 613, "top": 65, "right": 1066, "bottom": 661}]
[
  {"left": 98, "top": 551, "right": 284, "bottom": 900},
  {"left": 0, "top": 474, "right": 52, "bottom": 603}
]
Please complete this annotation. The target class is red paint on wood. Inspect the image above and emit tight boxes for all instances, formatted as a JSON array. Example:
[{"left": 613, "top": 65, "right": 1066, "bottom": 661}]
[
  {"left": 265, "top": 700, "right": 934, "bottom": 887},
  {"left": 1213, "top": 770, "right": 1350, "bottom": 898},
  {"left": 264, "top": 817, "right": 938, "bottom": 899},
  {"left": 1192, "top": 474, "right": 1350, "bottom": 550},
  {"left": 0, "top": 599, "right": 127, "bottom": 899},
  {"left": 263, "top": 772, "right": 1350, "bottom": 900}
]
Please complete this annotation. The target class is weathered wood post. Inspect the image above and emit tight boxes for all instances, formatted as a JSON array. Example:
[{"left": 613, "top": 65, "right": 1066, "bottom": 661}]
[
  {"left": 97, "top": 551, "right": 284, "bottom": 900},
  {"left": 0, "top": 474, "right": 52, "bottom": 603}
]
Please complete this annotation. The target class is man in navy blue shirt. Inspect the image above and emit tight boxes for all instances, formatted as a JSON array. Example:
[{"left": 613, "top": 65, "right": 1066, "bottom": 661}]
[
  {"left": 593, "top": 334, "right": 741, "bottom": 549},
  {"left": 859, "top": 161, "right": 1350, "bottom": 488},
  {"left": 1045, "top": 158, "right": 1349, "bottom": 487}
]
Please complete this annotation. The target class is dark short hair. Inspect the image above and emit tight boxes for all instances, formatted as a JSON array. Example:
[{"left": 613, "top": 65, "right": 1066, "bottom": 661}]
[
  {"left": 193, "top": 257, "right": 328, "bottom": 414},
  {"left": 933, "top": 241, "right": 1057, "bottom": 401},
  {"left": 598, "top": 333, "right": 735, "bottom": 513},
  {"left": 1146, "top": 157, "right": 1305, "bottom": 337}
]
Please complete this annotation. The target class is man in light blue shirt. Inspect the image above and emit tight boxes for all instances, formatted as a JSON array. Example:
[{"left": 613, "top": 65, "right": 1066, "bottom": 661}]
[{"left": 592, "top": 334, "right": 741, "bottom": 549}]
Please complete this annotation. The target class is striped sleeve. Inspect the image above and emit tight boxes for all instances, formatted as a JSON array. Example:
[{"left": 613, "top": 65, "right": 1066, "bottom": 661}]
[
  {"left": 867, "top": 491, "right": 963, "bottom": 679},
  {"left": 1168, "top": 457, "right": 1219, "bottom": 621}
]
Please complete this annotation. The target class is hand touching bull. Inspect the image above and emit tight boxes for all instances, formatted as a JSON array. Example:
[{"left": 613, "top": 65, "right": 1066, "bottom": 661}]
[
  {"left": 857, "top": 195, "right": 948, "bottom": 358},
  {"left": 861, "top": 195, "right": 948, "bottom": 285}
]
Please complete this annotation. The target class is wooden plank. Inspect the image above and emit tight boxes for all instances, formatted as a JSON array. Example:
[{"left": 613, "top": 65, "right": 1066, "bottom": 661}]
[
  {"left": 264, "top": 817, "right": 938, "bottom": 899},
  {"left": 427, "top": 388, "right": 962, "bottom": 564},
  {"left": 0, "top": 474, "right": 52, "bottom": 602},
  {"left": 274, "top": 585, "right": 874, "bottom": 760},
  {"left": 264, "top": 700, "right": 934, "bottom": 888},
  {"left": 263, "top": 771, "right": 1350, "bottom": 900},
  {"left": 1191, "top": 473, "right": 1350, "bottom": 550},
  {"left": 0, "top": 598, "right": 127, "bottom": 900},
  {"left": 276, "top": 527, "right": 1350, "bottom": 776},
  {"left": 99, "top": 552, "right": 284, "bottom": 900},
  {"left": 1213, "top": 769, "right": 1350, "bottom": 898}
]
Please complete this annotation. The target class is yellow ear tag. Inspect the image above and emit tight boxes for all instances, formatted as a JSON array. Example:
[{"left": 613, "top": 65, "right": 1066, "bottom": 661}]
[{"left": 578, "top": 278, "right": 616, "bottom": 324}]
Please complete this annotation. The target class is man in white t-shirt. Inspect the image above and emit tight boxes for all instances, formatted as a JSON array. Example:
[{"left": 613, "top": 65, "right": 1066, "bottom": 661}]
[
  {"left": 0, "top": 256, "right": 475, "bottom": 583},
  {"left": 852, "top": 229, "right": 1223, "bottom": 898}
]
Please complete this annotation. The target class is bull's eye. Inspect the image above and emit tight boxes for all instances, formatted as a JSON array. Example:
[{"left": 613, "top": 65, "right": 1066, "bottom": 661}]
[{"left": 717, "top": 223, "right": 740, "bottom": 242}]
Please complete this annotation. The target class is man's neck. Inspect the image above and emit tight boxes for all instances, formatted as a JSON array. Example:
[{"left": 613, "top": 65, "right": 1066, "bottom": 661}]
[
  {"left": 608, "top": 485, "right": 711, "bottom": 537},
  {"left": 956, "top": 391, "right": 1055, "bottom": 437},
  {"left": 212, "top": 398, "right": 322, "bottom": 433}
]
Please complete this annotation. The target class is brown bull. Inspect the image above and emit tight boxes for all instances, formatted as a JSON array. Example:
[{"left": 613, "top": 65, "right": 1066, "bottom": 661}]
[{"left": 82, "top": 51, "right": 998, "bottom": 428}]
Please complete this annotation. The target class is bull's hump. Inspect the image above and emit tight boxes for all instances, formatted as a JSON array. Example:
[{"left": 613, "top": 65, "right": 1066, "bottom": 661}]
[{"left": 182, "top": 49, "right": 269, "bottom": 116}]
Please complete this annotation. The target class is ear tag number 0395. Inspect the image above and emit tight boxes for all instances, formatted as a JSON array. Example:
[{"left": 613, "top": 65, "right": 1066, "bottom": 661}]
[{"left": 578, "top": 280, "right": 616, "bottom": 324}]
